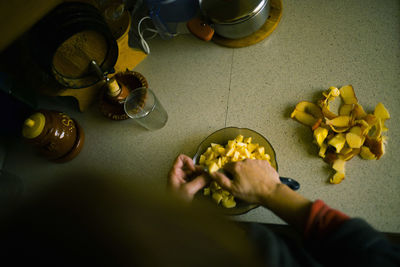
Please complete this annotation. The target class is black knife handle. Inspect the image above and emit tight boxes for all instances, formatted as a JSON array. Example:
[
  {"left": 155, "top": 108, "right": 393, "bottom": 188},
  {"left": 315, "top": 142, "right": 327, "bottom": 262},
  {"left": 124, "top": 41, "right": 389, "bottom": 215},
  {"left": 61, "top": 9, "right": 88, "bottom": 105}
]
[{"left": 279, "top": 177, "right": 300, "bottom": 191}]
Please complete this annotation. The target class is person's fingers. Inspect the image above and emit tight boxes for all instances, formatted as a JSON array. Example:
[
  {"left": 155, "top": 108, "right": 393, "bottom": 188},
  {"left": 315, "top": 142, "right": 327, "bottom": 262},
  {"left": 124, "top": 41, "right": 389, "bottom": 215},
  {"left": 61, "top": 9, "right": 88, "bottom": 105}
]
[
  {"left": 210, "top": 171, "right": 232, "bottom": 190},
  {"left": 223, "top": 161, "right": 239, "bottom": 175},
  {"left": 185, "top": 174, "right": 210, "bottom": 196},
  {"left": 178, "top": 154, "right": 196, "bottom": 172}
]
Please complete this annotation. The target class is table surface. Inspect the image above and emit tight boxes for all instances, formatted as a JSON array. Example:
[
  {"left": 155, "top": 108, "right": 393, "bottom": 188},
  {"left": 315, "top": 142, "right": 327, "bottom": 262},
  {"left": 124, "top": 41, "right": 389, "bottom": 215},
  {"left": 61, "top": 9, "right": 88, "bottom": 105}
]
[{"left": 4, "top": 0, "right": 400, "bottom": 232}]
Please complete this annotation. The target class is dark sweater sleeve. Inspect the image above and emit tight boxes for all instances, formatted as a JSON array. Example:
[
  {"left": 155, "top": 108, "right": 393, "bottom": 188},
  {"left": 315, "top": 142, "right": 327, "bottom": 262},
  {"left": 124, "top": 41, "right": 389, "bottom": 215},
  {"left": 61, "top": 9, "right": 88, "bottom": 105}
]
[
  {"left": 304, "top": 199, "right": 350, "bottom": 240},
  {"left": 304, "top": 200, "right": 400, "bottom": 267}
]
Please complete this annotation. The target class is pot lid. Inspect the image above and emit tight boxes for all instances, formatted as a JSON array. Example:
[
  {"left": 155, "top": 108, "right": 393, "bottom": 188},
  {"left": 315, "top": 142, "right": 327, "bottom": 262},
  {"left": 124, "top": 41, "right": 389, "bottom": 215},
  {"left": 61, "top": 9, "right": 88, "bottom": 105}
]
[{"left": 200, "top": 0, "right": 266, "bottom": 24}]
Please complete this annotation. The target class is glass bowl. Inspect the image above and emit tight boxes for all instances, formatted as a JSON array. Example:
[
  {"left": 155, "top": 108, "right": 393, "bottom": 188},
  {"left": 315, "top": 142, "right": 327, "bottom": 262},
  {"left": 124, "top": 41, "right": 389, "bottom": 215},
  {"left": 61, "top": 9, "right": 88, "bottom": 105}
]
[{"left": 193, "top": 127, "right": 278, "bottom": 215}]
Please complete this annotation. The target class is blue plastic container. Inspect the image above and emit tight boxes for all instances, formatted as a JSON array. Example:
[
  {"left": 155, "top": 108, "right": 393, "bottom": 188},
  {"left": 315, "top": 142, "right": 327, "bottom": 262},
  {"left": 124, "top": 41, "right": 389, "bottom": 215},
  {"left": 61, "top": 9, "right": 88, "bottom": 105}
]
[{"left": 145, "top": 0, "right": 199, "bottom": 38}]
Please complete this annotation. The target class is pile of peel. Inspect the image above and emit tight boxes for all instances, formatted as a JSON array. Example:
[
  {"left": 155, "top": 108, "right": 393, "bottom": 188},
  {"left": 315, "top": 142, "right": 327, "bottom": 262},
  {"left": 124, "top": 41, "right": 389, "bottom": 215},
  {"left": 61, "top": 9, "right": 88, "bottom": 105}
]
[{"left": 291, "top": 85, "right": 390, "bottom": 184}]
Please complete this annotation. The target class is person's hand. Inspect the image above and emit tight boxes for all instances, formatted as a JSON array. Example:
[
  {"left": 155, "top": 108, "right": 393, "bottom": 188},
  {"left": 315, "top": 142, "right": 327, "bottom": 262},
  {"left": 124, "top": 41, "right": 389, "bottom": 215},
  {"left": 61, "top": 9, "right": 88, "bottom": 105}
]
[
  {"left": 168, "top": 154, "right": 209, "bottom": 202},
  {"left": 210, "top": 159, "right": 281, "bottom": 204}
]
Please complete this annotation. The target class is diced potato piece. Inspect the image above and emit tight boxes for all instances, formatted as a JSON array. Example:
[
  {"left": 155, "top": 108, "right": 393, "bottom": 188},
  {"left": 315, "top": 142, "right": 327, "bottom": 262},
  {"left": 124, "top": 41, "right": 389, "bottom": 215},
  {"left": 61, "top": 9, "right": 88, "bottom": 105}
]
[
  {"left": 221, "top": 189, "right": 230, "bottom": 197},
  {"left": 328, "top": 133, "right": 346, "bottom": 153},
  {"left": 346, "top": 132, "right": 363, "bottom": 148},
  {"left": 232, "top": 151, "right": 240, "bottom": 162},
  {"left": 208, "top": 162, "right": 219, "bottom": 173},
  {"left": 217, "top": 147, "right": 226, "bottom": 155},
  {"left": 339, "top": 85, "right": 358, "bottom": 104},
  {"left": 247, "top": 143, "right": 258, "bottom": 153},
  {"left": 360, "top": 146, "right": 376, "bottom": 160},
  {"left": 244, "top": 137, "right": 252, "bottom": 144},
  {"left": 374, "top": 102, "right": 390, "bottom": 120},
  {"left": 206, "top": 151, "right": 216, "bottom": 161},
  {"left": 262, "top": 153, "right": 270, "bottom": 161},
  {"left": 225, "top": 146, "right": 235, "bottom": 157},
  {"left": 210, "top": 181, "right": 221, "bottom": 191},
  {"left": 243, "top": 148, "right": 251, "bottom": 158},
  {"left": 212, "top": 192, "right": 223, "bottom": 204},
  {"left": 235, "top": 135, "right": 244, "bottom": 143},
  {"left": 313, "top": 127, "right": 328, "bottom": 147},
  {"left": 330, "top": 172, "right": 345, "bottom": 184},
  {"left": 257, "top": 146, "right": 265, "bottom": 156},
  {"left": 222, "top": 196, "right": 236, "bottom": 208},
  {"left": 217, "top": 157, "right": 222, "bottom": 168},
  {"left": 236, "top": 141, "right": 246, "bottom": 148},
  {"left": 203, "top": 187, "right": 210, "bottom": 196},
  {"left": 326, "top": 116, "right": 352, "bottom": 127},
  {"left": 199, "top": 154, "right": 206, "bottom": 165}
]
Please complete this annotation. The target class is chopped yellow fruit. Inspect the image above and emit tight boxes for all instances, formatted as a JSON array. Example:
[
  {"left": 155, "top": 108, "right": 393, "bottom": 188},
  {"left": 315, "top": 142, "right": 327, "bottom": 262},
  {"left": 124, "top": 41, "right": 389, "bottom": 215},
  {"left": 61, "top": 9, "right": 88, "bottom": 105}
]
[
  {"left": 340, "top": 146, "right": 352, "bottom": 155},
  {"left": 313, "top": 127, "right": 328, "bottom": 147},
  {"left": 374, "top": 102, "right": 390, "bottom": 120},
  {"left": 319, "top": 143, "right": 328, "bottom": 158},
  {"left": 330, "top": 172, "right": 345, "bottom": 184},
  {"left": 339, "top": 104, "right": 354, "bottom": 116},
  {"left": 293, "top": 101, "right": 323, "bottom": 119},
  {"left": 291, "top": 110, "right": 319, "bottom": 127},
  {"left": 328, "top": 133, "right": 346, "bottom": 153},
  {"left": 339, "top": 85, "right": 358, "bottom": 104},
  {"left": 332, "top": 158, "right": 346, "bottom": 173},
  {"left": 360, "top": 146, "right": 376, "bottom": 160},
  {"left": 346, "top": 132, "right": 363, "bottom": 148},
  {"left": 326, "top": 116, "right": 352, "bottom": 127},
  {"left": 353, "top": 104, "right": 367, "bottom": 119},
  {"left": 291, "top": 85, "right": 389, "bottom": 185}
]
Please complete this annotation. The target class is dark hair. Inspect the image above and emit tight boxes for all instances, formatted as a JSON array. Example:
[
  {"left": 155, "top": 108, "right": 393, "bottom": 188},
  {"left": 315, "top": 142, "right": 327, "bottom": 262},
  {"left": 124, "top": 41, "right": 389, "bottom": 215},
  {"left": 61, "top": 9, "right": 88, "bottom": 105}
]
[{"left": 0, "top": 171, "right": 262, "bottom": 266}]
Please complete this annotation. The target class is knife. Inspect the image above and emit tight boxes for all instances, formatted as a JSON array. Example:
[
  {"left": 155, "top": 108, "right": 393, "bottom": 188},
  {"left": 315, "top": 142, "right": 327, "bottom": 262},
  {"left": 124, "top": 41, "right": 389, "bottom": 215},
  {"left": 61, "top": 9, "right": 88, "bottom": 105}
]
[{"left": 203, "top": 168, "right": 300, "bottom": 191}]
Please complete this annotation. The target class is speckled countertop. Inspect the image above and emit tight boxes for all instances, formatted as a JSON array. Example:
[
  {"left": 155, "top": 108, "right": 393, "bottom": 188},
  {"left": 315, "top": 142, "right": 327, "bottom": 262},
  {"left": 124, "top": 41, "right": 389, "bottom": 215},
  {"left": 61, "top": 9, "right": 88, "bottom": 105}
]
[{"left": 4, "top": 0, "right": 400, "bottom": 232}]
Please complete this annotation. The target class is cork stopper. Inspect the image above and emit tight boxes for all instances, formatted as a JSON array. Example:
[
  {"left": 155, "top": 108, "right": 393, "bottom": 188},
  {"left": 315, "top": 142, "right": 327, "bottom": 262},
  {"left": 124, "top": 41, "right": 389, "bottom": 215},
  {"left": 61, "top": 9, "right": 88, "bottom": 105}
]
[
  {"left": 22, "top": 113, "right": 46, "bottom": 139},
  {"left": 107, "top": 78, "right": 121, "bottom": 97}
]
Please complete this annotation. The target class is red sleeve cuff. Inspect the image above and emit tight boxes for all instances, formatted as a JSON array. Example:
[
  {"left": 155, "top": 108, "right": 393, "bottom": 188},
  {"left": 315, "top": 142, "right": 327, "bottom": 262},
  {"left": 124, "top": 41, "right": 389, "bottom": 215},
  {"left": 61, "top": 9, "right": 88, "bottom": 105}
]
[{"left": 304, "top": 199, "right": 350, "bottom": 239}]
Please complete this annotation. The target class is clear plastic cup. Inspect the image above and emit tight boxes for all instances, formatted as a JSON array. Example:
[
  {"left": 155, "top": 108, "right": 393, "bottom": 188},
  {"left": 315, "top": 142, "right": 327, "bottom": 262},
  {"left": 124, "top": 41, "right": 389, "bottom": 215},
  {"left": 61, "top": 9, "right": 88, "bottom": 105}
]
[{"left": 124, "top": 88, "right": 168, "bottom": 130}]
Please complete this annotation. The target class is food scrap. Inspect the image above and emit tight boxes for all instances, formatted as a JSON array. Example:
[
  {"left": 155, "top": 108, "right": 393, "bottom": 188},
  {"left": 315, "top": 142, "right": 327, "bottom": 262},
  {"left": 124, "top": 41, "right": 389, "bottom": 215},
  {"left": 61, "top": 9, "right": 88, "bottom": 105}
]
[
  {"left": 200, "top": 135, "right": 271, "bottom": 208},
  {"left": 291, "top": 85, "right": 390, "bottom": 184}
]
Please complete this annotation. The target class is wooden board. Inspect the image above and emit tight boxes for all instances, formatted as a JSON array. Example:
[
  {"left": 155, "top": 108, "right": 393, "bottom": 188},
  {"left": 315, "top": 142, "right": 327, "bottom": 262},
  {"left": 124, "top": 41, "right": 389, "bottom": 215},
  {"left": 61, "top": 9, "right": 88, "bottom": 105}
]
[{"left": 212, "top": 0, "right": 283, "bottom": 48}]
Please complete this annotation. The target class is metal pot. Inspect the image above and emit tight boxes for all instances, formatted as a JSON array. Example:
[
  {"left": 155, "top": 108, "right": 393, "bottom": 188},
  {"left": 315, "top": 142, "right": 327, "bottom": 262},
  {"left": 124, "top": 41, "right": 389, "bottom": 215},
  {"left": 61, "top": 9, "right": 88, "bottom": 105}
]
[{"left": 199, "top": 0, "right": 270, "bottom": 39}]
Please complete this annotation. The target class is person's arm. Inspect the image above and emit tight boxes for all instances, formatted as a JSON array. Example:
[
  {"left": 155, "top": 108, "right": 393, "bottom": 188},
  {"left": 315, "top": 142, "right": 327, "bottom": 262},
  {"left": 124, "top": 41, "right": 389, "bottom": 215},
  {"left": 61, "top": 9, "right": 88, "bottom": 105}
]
[{"left": 210, "top": 159, "right": 312, "bottom": 231}]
